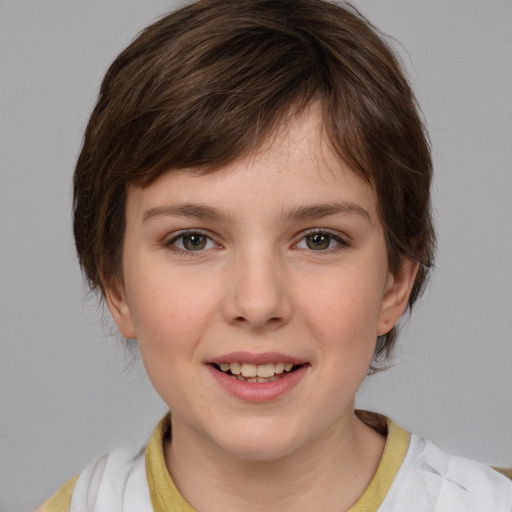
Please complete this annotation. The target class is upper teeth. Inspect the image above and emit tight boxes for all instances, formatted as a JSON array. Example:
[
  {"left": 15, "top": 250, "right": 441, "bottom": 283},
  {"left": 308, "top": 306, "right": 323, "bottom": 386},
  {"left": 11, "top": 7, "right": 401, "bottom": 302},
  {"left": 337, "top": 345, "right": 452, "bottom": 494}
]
[{"left": 218, "top": 362, "right": 295, "bottom": 378}]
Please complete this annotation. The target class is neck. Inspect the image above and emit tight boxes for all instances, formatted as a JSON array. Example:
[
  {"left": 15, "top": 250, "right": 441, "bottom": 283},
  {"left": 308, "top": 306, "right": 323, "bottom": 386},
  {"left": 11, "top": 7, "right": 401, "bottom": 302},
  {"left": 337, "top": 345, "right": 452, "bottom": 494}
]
[{"left": 165, "top": 410, "right": 385, "bottom": 512}]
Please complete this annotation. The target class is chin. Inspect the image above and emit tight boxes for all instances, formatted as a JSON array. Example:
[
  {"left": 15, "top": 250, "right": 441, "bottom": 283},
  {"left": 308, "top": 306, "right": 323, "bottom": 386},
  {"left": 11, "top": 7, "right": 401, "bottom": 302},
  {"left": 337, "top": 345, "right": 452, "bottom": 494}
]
[
  {"left": 208, "top": 418, "right": 307, "bottom": 462},
  {"left": 219, "top": 438, "right": 299, "bottom": 462}
]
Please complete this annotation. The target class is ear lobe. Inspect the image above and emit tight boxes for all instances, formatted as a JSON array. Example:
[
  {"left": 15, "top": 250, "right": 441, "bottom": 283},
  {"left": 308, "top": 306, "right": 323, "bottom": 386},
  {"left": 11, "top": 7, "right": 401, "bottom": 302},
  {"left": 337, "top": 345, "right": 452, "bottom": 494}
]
[
  {"left": 377, "top": 258, "right": 420, "bottom": 336},
  {"left": 104, "top": 282, "right": 137, "bottom": 339}
]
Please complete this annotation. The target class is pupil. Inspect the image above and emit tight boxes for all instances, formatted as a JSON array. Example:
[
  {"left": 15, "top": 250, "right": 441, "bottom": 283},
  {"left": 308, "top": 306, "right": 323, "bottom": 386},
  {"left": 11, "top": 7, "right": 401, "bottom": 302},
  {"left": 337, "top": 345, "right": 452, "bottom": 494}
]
[
  {"left": 307, "top": 233, "right": 330, "bottom": 250},
  {"left": 184, "top": 234, "right": 206, "bottom": 250}
]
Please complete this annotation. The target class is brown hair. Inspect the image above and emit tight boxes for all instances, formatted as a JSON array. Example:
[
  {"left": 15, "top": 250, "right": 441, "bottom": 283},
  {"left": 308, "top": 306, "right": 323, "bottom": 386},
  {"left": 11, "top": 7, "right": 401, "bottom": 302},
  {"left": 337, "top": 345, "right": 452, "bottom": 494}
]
[{"left": 73, "top": 0, "right": 435, "bottom": 367}]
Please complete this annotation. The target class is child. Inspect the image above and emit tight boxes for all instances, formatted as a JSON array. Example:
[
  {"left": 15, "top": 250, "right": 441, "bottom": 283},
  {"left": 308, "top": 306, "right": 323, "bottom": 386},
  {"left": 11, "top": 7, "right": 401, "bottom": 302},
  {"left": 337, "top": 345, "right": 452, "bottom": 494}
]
[{"left": 40, "top": 0, "right": 512, "bottom": 510}]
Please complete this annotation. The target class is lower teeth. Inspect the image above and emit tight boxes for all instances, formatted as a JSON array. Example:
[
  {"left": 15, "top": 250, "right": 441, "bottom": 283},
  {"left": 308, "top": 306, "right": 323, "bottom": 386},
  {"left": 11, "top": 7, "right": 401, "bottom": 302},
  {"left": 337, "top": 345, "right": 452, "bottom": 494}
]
[{"left": 233, "top": 374, "right": 281, "bottom": 383}]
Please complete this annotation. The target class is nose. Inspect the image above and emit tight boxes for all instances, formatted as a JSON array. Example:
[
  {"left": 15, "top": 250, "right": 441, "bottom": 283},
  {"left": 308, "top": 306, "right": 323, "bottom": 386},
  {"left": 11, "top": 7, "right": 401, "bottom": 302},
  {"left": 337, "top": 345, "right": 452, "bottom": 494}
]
[{"left": 222, "top": 248, "right": 292, "bottom": 331}]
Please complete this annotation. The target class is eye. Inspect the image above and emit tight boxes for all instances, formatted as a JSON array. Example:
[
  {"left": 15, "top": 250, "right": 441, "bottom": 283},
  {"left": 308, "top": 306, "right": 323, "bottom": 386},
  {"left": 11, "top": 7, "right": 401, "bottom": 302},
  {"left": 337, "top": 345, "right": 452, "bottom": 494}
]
[
  {"left": 296, "top": 231, "right": 346, "bottom": 251},
  {"left": 166, "top": 231, "right": 216, "bottom": 252}
]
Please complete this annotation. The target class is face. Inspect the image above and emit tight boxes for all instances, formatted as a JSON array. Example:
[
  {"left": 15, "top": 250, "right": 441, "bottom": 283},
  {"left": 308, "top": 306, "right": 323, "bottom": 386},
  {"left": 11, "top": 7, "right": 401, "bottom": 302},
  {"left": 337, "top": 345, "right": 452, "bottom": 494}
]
[{"left": 107, "top": 105, "right": 417, "bottom": 462}]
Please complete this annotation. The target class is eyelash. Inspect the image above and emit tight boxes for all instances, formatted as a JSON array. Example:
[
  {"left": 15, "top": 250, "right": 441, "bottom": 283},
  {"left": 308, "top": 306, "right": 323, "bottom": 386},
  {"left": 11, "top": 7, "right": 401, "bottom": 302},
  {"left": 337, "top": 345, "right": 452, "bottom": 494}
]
[
  {"left": 164, "top": 230, "right": 218, "bottom": 256},
  {"left": 294, "top": 229, "right": 350, "bottom": 253},
  {"left": 163, "top": 229, "right": 350, "bottom": 255}
]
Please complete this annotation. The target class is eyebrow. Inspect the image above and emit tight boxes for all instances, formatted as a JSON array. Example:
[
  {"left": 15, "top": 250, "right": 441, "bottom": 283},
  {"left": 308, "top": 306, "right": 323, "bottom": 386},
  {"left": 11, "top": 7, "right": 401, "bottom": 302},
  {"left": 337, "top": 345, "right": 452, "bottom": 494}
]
[
  {"left": 281, "top": 202, "right": 372, "bottom": 224},
  {"left": 142, "top": 204, "right": 222, "bottom": 224},
  {"left": 142, "top": 201, "right": 371, "bottom": 224}
]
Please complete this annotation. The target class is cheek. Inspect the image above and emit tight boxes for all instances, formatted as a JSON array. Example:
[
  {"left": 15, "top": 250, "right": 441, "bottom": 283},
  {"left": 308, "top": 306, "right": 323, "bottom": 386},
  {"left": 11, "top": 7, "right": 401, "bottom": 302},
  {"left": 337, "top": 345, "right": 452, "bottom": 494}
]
[
  {"left": 298, "top": 269, "right": 385, "bottom": 346},
  {"left": 126, "top": 269, "right": 221, "bottom": 355},
  {"left": 127, "top": 272, "right": 222, "bottom": 408}
]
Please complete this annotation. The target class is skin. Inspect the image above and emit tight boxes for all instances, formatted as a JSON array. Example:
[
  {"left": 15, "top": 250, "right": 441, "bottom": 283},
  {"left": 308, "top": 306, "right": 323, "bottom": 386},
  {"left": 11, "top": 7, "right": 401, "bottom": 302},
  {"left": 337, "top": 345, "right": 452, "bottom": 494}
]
[{"left": 106, "top": 104, "right": 418, "bottom": 511}]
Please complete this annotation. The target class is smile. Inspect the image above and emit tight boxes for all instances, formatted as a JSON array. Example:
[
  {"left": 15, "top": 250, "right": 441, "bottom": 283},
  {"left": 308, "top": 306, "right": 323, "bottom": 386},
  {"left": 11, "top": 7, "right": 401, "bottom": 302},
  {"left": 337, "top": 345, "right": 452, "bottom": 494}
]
[
  {"left": 213, "top": 362, "right": 300, "bottom": 383},
  {"left": 207, "top": 356, "right": 308, "bottom": 402}
]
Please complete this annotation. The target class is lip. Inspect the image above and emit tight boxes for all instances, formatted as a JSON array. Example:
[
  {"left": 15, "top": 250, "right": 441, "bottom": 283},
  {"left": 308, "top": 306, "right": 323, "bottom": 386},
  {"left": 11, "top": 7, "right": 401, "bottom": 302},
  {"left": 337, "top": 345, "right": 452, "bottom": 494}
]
[
  {"left": 207, "top": 360, "right": 309, "bottom": 403},
  {"left": 207, "top": 351, "right": 307, "bottom": 365}
]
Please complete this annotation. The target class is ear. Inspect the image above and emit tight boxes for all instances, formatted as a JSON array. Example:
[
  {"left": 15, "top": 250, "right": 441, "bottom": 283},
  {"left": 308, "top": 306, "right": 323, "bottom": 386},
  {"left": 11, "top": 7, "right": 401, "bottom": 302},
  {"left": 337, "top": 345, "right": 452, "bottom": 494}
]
[
  {"left": 104, "top": 281, "right": 137, "bottom": 339},
  {"left": 377, "top": 257, "right": 420, "bottom": 336}
]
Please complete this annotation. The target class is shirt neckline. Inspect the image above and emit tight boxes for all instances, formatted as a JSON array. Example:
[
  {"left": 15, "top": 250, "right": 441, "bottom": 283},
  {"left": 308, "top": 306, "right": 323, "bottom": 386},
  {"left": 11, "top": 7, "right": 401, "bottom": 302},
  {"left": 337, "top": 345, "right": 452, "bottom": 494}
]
[{"left": 145, "top": 410, "right": 410, "bottom": 512}]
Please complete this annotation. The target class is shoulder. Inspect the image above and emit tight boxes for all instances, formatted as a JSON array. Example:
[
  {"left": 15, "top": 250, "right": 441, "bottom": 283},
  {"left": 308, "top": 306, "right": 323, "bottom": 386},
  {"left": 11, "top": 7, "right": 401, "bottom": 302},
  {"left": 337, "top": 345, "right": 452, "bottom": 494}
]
[
  {"left": 494, "top": 467, "right": 512, "bottom": 480},
  {"left": 74, "top": 443, "right": 153, "bottom": 511},
  {"left": 382, "top": 433, "right": 512, "bottom": 511},
  {"left": 39, "top": 476, "right": 78, "bottom": 512},
  {"left": 38, "top": 415, "right": 174, "bottom": 512},
  {"left": 39, "top": 443, "right": 152, "bottom": 512}
]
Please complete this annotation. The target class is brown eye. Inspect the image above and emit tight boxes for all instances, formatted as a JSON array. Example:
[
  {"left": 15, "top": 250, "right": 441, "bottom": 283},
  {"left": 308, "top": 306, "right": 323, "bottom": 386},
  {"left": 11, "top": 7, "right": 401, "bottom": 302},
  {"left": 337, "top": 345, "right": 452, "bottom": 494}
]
[
  {"left": 296, "top": 231, "right": 345, "bottom": 251},
  {"left": 168, "top": 232, "right": 215, "bottom": 252},
  {"left": 305, "top": 233, "right": 331, "bottom": 250},
  {"left": 182, "top": 234, "right": 208, "bottom": 250}
]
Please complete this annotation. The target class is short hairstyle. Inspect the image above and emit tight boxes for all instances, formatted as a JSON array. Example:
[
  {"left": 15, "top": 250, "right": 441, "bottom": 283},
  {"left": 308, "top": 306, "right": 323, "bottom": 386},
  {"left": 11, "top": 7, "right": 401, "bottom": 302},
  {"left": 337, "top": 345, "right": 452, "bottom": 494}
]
[{"left": 73, "top": 0, "right": 435, "bottom": 368}]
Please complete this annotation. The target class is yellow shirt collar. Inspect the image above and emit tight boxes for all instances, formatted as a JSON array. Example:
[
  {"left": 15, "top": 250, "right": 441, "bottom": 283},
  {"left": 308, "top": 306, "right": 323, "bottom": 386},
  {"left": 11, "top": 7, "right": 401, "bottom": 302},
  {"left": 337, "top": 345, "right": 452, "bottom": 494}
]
[{"left": 145, "top": 411, "right": 410, "bottom": 512}]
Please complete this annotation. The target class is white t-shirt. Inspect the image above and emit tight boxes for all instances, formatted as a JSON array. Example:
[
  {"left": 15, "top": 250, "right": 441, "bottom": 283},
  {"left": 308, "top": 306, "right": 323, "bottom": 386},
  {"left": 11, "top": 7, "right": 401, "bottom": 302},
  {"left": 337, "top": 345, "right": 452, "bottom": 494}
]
[{"left": 42, "top": 413, "right": 512, "bottom": 512}]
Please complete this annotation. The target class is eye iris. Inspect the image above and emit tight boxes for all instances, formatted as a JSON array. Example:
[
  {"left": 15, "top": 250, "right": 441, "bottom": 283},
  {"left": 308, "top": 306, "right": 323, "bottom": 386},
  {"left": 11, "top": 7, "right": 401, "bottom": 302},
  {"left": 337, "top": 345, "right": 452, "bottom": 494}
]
[
  {"left": 183, "top": 234, "right": 207, "bottom": 250},
  {"left": 306, "top": 233, "right": 330, "bottom": 250}
]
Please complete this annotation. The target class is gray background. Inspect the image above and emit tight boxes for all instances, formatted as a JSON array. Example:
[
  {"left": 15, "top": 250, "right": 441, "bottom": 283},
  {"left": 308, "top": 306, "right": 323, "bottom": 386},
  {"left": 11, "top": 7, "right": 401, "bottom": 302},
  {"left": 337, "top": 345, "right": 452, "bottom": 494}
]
[{"left": 1, "top": 1, "right": 511, "bottom": 510}]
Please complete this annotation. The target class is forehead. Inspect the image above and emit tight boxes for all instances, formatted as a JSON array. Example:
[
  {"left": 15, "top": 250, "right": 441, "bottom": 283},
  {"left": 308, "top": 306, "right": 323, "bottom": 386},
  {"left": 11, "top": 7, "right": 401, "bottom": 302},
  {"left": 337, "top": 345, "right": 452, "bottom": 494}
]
[{"left": 126, "top": 104, "right": 379, "bottom": 222}]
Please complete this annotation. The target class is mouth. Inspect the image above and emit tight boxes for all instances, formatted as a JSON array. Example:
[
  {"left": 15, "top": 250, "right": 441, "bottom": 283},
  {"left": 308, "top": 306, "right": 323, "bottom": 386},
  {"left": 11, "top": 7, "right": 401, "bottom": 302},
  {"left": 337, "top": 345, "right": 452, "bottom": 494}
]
[{"left": 210, "top": 362, "right": 303, "bottom": 383}]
